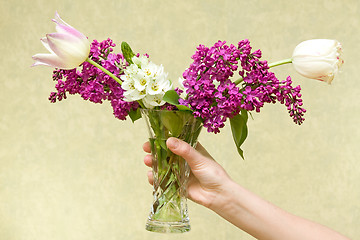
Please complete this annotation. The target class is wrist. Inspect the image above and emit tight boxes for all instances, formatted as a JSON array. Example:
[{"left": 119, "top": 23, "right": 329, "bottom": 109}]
[
  {"left": 207, "top": 178, "right": 240, "bottom": 214},
  {"left": 207, "top": 179, "right": 258, "bottom": 231}
]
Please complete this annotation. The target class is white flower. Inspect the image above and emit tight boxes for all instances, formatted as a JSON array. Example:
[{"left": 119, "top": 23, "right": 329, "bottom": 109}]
[
  {"left": 292, "top": 39, "right": 344, "bottom": 84},
  {"left": 178, "top": 77, "right": 185, "bottom": 89},
  {"left": 133, "top": 71, "right": 150, "bottom": 91},
  {"left": 122, "top": 78, "right": 143, "bottom": 102},
  {"left": 121, "top": 56, "right": 172, "bottom": 108},
  {"left": 143, "top": 62, "right": 164, "bottom": 78},
  {"left": 32, "top": 12, "right": 90, "bottom": 69},
  {"left": 124, "top": 89, "right": 147, "bottom": 101},
  {"left": 133, "top": 55, "right": 149, "bottom": 68},
  {"left": 142, "top": 94, "right": 166, "bottom": 108},
  {"left": 147, "top": 75, "right": 170, "bottom": 95}
]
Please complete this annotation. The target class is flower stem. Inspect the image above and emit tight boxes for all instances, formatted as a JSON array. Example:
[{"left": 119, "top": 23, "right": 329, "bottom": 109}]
[
  {"left": 268, "top": 58, "right": 292, "bottom": 68},
  {"left": 86, "top": 58, "right": 147, "bottom": 109},
  {"left": 233, "top": 58, "right": 292, "bottom": 85},
  {"left": 138, "top": 100, "right": 146, "bottom": 109},
  {"left": 86, "top": 58, "right": 122, "bottom": 85},
  {"left": 233, "top": 76, "right": 244, "bottom": 85}
]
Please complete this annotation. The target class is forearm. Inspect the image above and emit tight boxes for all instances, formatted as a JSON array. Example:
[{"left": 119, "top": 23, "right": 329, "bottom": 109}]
[{"left": 210, "top": 180, "right": 350, "bottom": 240}]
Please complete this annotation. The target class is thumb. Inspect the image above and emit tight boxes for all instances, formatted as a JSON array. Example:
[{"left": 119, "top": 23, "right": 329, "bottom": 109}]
[{"left": 166, "top": 137, "right": 211, "bottom": 171}]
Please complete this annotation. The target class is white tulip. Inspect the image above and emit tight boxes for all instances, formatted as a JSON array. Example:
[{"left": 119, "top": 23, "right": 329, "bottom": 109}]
[{"left": 292, "top": 39, "right": 344, "bottom": 84}]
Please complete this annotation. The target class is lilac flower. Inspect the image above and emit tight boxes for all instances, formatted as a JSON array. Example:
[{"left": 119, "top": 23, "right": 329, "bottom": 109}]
[
  {"left": 49, "top": 38, "right": 139, "bottom": 121},
  {"left": 182, "top": 41, "right": 242, "bottom": 133},
  {"left": 238, "top": 40, "right": 306, "bottom": 124},
  {"left": 182, "top": 39, "right": 306, "bottom": 133}
]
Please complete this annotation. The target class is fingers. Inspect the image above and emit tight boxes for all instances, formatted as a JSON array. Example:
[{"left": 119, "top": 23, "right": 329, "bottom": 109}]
[
  {"left": 144, "top": 154, "right": 152, "bottom": 167},
  {"left": 143, "top": 141, "right": 153, "bottom": 184},
  {"left": 147, "top": 170, "right": 153, "bottom": 185},
  {"left": 142, "top": 141, "right": 151, "bottom": 153},
  {"left": 166, "top": 137, "right": 211, "bottom": 171},
  {"left": 144, "top": 140, "right": 211, "bottom": 160},
  {"left": 143, "top": 139, "right": 212, "bottom": 185},
  {"left": 195, "top": 142, "right": 214, "bottom": 160}
]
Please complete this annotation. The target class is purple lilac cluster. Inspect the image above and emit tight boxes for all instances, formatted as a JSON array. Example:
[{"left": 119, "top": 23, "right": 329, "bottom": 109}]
[
  {"left": 182, "top": 40, "right": 306, "bottom": 133},
  {"left": 182, "top": 41, "right": 242, "bottom": 133},
  {"left": 49, "top": 38, "right": 139, "bottom": 120},
  {"left": 237, "top": 40, "right": 306, "bottom": 124}
]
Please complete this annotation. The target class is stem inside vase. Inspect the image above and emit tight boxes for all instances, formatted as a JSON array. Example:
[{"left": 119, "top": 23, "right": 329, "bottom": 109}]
[{"left": 141, "top": 109, "right": 202, "bottom": 233}]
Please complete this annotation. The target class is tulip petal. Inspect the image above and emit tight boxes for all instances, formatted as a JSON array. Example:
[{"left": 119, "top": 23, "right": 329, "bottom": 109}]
[
  {"left": 55, "top": 22, "right": 85, "bottom": 39},
  {"left": 292, "top": 58, "right": 337, "bottom": 83},
  {"left": 52, "top": 12, "right": 85, "bottom": 39},
  {"left": 53, "top": 11, "right": 70, "bottom": 27},
  {"left": 32, "top": 53, "right": 71, "bottom": 69},
  {"left": 293, "top": 39, "right": 337, "bottom": 57},
  {"left": 292, "top": 39, "right": 343, "bottom": 84},
  {"left": 293, "top": 60, "right": 331, "bottom": 75},
  {"left": 40, "top": 37, "right": 55, "bottom": 54},
  {"left": 46, "top": 32, "right": 90, "bottom": 61},
  {"left": 32, "top": 12, "right": 90, "bottom": 70}
]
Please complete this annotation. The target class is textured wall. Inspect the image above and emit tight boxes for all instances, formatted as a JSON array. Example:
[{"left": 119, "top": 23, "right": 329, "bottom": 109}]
[{"left": 0, "top": 0, "right": 359, "bottom": 239}]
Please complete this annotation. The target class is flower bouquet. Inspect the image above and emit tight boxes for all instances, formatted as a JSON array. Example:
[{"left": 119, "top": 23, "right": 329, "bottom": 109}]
[{"left": 32, "top": 12, "right": 343, "bottom": 233}]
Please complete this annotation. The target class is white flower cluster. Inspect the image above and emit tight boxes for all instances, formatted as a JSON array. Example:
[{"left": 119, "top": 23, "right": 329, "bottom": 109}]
[{"left": 121, "top": 55, "right": 173, "bottom": 108}]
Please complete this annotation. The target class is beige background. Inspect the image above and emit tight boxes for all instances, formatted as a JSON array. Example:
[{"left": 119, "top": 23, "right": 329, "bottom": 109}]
[{"left": 0, "top": 0, "right": 359, "bottom": 239}]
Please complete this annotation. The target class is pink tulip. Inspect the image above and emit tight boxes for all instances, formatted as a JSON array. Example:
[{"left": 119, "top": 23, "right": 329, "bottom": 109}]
[{"left": 32, "top": 12, "right": 90, "bottom": 69}]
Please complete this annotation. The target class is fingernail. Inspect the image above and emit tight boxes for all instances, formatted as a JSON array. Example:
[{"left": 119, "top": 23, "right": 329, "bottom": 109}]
[{"left": 167, "top": 137, "right": 179, "bottom": 149}]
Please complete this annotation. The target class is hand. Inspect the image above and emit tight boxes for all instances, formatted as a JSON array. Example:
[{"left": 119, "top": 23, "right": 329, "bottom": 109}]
[
  {"left": 143, "top": 137, "right": 232, "bottom": 209},
  {"left": 143, "top": 138, "right": 350, "bottom": 240}
]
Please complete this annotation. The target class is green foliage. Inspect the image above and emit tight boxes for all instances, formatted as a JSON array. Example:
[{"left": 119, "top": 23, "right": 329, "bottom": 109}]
[
  {"left": 160, "top": 111, "right": 185, "bottom": 137},
  {"left": 159, "top": 111, "right": 194, "bottom": 137},
  {"left": 128, "top": 108, "right": 142, "bottom": 123},
  {"left": 163, "top": 90, "right": 192, "bottom": 111},
  {"left": 121, "top": 41, "right": 135, "bottom": 65},
  {"left": 229, "top": 110, "right": 248, "bottom": 159}
]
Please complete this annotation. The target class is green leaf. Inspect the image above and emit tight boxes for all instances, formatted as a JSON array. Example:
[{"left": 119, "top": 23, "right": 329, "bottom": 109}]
[
  {"left": 156, "top": 139, "right": 168, "bottom": 155},
  {"left": 128, "top": 108, "right": 141, "bottom": 123},
  {"left": 163, "top": 90, "right": 193, "bottom": 111},
  {"left": 121, "top": 41, "right": 135, "bottom": 65},
  {"left": 229, "top": 110, "right": 248, "bottom": 159},
  {"left": 163, "top": 90, "right": 180, "bottom": 105},
  {"left": 160, "top": 111, "right": 184, "bottom": 137},
  {"left": 175, "top": 105, "right": 193, "bottom": 111}
]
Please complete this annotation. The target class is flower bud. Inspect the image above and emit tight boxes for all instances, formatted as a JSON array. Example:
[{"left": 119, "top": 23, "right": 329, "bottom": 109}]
[
  {"left": 32, "top": 12, "right": 90, "bottom": 69},
  {"left": 292, "top": 39, "right": 343, "bottom": 84}
]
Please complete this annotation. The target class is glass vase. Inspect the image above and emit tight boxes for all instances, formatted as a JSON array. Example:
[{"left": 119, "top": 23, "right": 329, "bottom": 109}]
[{"left": 141, "top": 109, "right": 202, "bottom": 233}]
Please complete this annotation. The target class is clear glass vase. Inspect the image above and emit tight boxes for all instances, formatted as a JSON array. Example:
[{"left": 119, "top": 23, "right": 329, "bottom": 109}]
[{"left": 141, "top": 109, "right": 202, "bottom": 233}]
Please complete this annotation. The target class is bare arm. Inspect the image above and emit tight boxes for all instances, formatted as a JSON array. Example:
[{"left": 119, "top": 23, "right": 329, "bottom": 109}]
[
  {"left": 211, "top": 178, "right": 349, "bottom": 240},
  {"left": 143, "top": 138, "right": 350, "bottom": 240}
]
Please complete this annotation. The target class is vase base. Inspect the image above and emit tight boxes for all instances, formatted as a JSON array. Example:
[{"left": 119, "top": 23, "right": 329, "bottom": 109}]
[{"left": 145, "top": 220, "right": 190, "bottom": 233}]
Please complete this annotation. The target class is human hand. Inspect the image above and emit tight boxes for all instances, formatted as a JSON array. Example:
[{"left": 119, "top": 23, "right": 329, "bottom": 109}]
[
  {"left": 143, "top": 138, "right": 350, "bottom": 240},
  {"left": 143, "top": 137, "right": 233, "bottom": 209}
]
